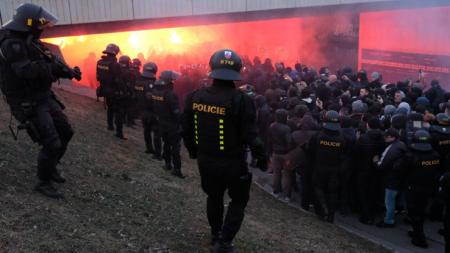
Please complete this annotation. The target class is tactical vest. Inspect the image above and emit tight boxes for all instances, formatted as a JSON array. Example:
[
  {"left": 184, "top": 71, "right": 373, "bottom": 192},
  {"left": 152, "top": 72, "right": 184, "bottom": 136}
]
[
  {"left": 407, "top": 152, "right": 441, "bottom": 192},
  {"left": 190, "top": 86, "right": 243, "bottom": 157},
  {"left": 151, "top": 87, "right": 178, "bottom": 127},
  {"left": 135, "top": 78, "right": 153, "bottom": 110},
  {"left": 315, "top": 131, "right": 345, "bottom": 166},
  {"left": 96, "top": 56, "right": 116, "bottom": 85},
  {"left": 0, "top": 30, "right": 50, "bottom": 99}
]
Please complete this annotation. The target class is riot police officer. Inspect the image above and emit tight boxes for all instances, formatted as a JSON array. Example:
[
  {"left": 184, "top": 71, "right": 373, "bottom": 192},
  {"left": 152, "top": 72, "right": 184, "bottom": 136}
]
[
  {"left": 438, "top": 172, "right": 450, "bottom": 253},
  {"left": 118, "top": 55, "right": 136, "bottom": 127},
  {"left": 0, "top": 3, "right": 81, "bottom": 198},
  {"left": 152, "top": 70, "right": 184, "bottom": 178},
  {"left": 402, "top": 130, "right": 441, "bottom": 248},
  {"left": 96, "top": 44, "right": 128, "bottom": 139},
  {"left": 430, "top": 113, "right": 450, "bottom": 168},
  {"left": 135, "top": 62, "right": 162, "bottom": 157},
  {"left": 307, "top": 110, "right": 345, "bottom": 223},
  {"left": 131, "top": 58, "right": 142, "bottom": 78},
  {"left": 182, "top": 49, "right": 267, "bottom": 253},
  {"left": 429, "top": 113, "right": 450, "bottom": 221}
]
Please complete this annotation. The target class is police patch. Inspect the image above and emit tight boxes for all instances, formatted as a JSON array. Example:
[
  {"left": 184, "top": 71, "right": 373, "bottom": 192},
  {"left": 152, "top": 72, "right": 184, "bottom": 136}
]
[{"left": 224, "top": 50, "right": 232, "bottom": 59}]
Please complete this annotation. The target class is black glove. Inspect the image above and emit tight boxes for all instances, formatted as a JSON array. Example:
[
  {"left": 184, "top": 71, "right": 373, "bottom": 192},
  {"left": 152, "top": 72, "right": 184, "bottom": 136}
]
[
  {"left": 72, "top": 66, "right": 82, "bottom": 81},
  {"left": 256, "top": 158, "right": 268, "bottom": 172}
]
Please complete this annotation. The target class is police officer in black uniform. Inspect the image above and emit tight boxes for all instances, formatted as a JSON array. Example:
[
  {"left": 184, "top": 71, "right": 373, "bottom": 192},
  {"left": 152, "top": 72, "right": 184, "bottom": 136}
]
[
  {"left": 439, "top": 172, "right": 450, "bottom": 253},
  {"left": 131, "top": 58, "right": 142, "bottom": 77},
  {"left": 118, "top": 55, "right": 136, "bottom": 127},
  {"left": 0, "top": 3, "right": 81, "bottom": 198},
  {"left": 402, "top": 130, "right": 441, "bottom": 248},
  {"left": 96, "top": 44, "right": 128, "bottom": 139},
  {"left": 182, "top": 49, "right": 267, "bottom": 253},
  {"left": 135, "top": 62, "right": 162, "bottom": 157},
  {"left": 429, "top": 113, "right": 450, "bottom": 221},
  {"left": 152, "top": 70, "right": 184, "bottom": 178},
  {"left": 307, "top": 110, "right": 345, "bottom": 223}
]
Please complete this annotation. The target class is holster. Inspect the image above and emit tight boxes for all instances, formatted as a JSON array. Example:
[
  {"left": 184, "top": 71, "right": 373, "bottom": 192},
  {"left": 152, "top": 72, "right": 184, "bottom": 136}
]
[
  {"left": 21, "top": 121, "right": 40, "bottom": 143},
  {"left": 18, "top": 102, "right": 41, "bottom": 143}
]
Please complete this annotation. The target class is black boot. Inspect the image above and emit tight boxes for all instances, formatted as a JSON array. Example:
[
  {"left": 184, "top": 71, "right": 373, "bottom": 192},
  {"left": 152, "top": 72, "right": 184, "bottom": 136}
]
[
  {"left": 115, "top": 134, "right": 128, "bottom": 140},
  {"left": 145, "top": 149, "right": 155, "bottom": 154},
  {"left": 210, "top": 232, "right": 222, "bottom": 246},
  {"left": 50, "top": 170, "right": 66, "bottom": 184},
  {"left": 409, "top": 231, "right": 428, "bottom": 248},
  {"left": 212, "top": 241, "right": 238, "bottom": 253},
  {"left": 152, "top": 154, "right": 163, "bottom": 161},
  {"left": 35, "top": 181, "right": 64, "bottom": 199},
  {"left": 171, "top": 170, "right": 186, "bottom": 179}
]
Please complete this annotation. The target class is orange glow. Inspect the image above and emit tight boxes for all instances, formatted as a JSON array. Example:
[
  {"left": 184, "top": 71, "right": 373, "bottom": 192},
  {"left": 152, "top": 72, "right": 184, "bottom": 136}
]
[{"left": 43, "top": 15, "right": 357, "bottom": 88}]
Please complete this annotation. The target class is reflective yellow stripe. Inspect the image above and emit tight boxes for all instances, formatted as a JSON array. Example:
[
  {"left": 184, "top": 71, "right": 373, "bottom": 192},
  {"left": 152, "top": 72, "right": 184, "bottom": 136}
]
[
  {"left": 219, "top": 130, "right": 224, "bottom": 134},
  {"left": 220, "top": 146, "right": 224, "bottom": 150},
  {"left": 219, "top": 119, "right": 224, "bottom": 123},
  {"left": 220, "top": 141, "right": 224, "bottom": 145},
  {"left": 27, "top": 19, "right": 33, "bottom": 26},
  {"left": 219, "top": 125, "right": 224, "bottom": 129},
  {"left": 195, "top": 141, "right": 199, "bottom": 145},
  {"left": 194, "top": 114, "right": 198, "bottom": 119},
  {"left": 219, "top": 136, "right": 224, "bottom": 140}
]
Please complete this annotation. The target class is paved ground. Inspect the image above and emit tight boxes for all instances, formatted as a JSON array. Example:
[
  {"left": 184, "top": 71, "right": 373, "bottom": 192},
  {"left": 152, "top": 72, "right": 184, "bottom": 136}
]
[{"left": 250, "top": 167, "right": 445, "bottom": 253}]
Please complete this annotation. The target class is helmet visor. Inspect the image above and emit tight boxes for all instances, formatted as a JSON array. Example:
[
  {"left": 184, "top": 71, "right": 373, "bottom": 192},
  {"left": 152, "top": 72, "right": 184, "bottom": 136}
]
[{"left": 36, "top": 8, "right": 58, "bottom": 30}]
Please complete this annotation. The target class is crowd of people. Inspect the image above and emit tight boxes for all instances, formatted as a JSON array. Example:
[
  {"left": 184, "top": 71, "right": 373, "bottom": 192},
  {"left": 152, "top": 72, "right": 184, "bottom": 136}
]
[
  {"left": 94, "top": 40, "right": 450, "bottom": 250},
  {"left": 238, "top": 58, "right": 450, "bottom": 249},
  {"left": 2, "top": 2, "right": 450, "bottom": 252}
]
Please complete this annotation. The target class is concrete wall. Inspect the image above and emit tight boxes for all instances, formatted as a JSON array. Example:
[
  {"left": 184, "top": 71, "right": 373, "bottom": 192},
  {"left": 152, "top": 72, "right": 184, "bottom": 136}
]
[{"left": 0, "top": 0, "right": 398, "bottom": 26}]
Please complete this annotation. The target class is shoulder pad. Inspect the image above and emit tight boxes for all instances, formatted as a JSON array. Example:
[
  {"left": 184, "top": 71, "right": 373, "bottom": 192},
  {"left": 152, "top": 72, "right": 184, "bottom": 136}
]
[{"left": 0, "top": 38, "right": 27, "bottom": 62}]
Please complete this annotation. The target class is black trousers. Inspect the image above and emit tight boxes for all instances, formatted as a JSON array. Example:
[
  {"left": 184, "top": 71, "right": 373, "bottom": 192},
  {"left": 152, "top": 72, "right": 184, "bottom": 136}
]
[
  {"left": 143, "top": 112, "right": 161, "bottom": 155},
  {"left": 10, "top": 97, "right": 73, "bottom": 182},
  {"left": 199, "top": 158, "right": 251, "bottom": 243},
  {"left": 299, "top": 165, "right": 315, "bottom": 209},
  {"left": 445, "top": 212, "right": 450, "bottom": 253},
  {"left": 406, "top": 188, "right": 430, "bottom": 240},
  {"left": 312, "top": 165, "right": 339, "bottom": 217},
  {"left": 161, "top": 128, "right": 181, "bottom": 172},
  {"left": 357, "top": 169, "right": 377, "bottom": 221},
  {"left": 106, "top": 96, "right": 125, "bottom": 136}
]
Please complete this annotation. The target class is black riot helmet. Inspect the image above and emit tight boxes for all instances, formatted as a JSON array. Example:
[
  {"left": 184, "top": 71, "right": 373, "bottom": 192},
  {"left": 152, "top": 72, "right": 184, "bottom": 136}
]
[
  {"left": 119, "top": 55, "right": 131, "bottom": 68},
  {"left": 132, "top": 58, "right": 142, "bottom": 69},
  {"left": 155, "top": 70, "right": 180, "bottom": 86},
  {"left": 432, "top": 113, "right": 450, "bottom": 134},
  {"left": 209, "top": 49, "right": 242, "bottom": 81},
  {"left": 239, "top": 84, "right": 255, "bottom": 98},
  {"left": 103, "top": 43, "right": 120, "bottom": 56},
  {"left": 142, "top": 62, "right": 158, "bottom": 79},
  {"left": 4, "top": 3, "right": 58, "bottom": 36},
  {"left": 410, "top": 130, "right": 433, "bottom": 152},
  {"left": 436, "top": 113, "right": 450, "bottom": 126},
  {"left": 323, "top": 110, "right": 341, "bottom": 131}
]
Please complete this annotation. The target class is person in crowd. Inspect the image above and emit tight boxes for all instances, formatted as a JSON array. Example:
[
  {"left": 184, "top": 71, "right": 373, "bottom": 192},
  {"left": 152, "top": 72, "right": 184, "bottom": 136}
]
[
  {"left": 268, "top": 109, "right": 292, "bottom": 201},
  {"left": 375, "top": 128, "right": 407, "bottom": 228}
]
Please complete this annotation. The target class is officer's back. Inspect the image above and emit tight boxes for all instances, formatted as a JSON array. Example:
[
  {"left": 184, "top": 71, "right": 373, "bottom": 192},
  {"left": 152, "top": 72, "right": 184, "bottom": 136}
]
[
  {"left": 151, "top": 71, "right": 180, "bottom": 130},
  {"left": 96, "top": 45, "right": 121, "bottom": 95}
]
